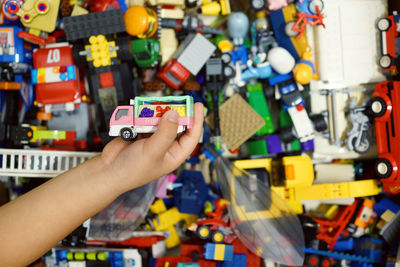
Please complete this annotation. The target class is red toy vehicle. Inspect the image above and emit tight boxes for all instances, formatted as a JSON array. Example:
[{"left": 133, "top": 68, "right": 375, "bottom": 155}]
[
  {"left": 32, "top": 43, "right": 80, "bottom": 113},
  {"left": 377, "top": 13, "right": 400, "bottom": 73},
  {"left": 157, "top": 59, "right": 190, "bottom": 89},
  {"left": 369, "top": 81, "right": 400, "bottom": 194}
]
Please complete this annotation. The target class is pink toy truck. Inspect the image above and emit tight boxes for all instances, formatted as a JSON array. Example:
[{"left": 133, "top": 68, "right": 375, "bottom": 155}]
[{"left": 109, "top": 96, "right": 194, "bottom": 141}]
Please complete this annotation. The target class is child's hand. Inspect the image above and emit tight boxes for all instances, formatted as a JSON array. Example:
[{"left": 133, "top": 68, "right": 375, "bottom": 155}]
[{"left": 101, "top": 102, "right": 204, "bottom": 193}]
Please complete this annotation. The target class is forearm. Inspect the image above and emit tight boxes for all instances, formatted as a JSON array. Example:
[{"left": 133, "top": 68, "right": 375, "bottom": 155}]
[{"left": 0, "top": 155, "right": 124, "bottom": 267}]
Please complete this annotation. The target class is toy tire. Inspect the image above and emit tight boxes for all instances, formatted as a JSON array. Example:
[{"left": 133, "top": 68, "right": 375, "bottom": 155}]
[
  {"left": 351, "top": 137, "right": 370, "bottom": 154},
  {"left": 368, "top": 97, "right": 387, "bottom": 118},
  {"left": 224, "top": 65, "right": 235, "bottom": 78},
  {"left": 377, "top": 18, "right": 391, "bottom": 31},
  {"left": 379, "top": 55, "right": 392, "bottom": 69},
  {"left": 211, "top": 230, "right": 224, "bottom": 243},
  {"left": 279, "top": 126, "right": 296, "bottom": 144},
  {"left": 375, "top": 158, "right": 392, "bottom": 178},
  {"left": 120, "top": 128, "right": 136, "bottom": 141},
  {"left": 197, "top": 225, "right": 211, "bottom": 239},
  {"left": 285, "top": 21, "right": 299, "bottom": 37},
  {"left": 308, "top": 0, "right": 324, "bottom": 14},
  {"left": 305, "top": 255, "right": 320, "bottom": 267},
  {"left": 116, "top": 36, "right": 132, "bottom": 61},
  {"left": 221, "top": 52, "right": 232, "bottom": 64},
  {"left": 310, "top": 114, "right": 327, "bottom": 132},
  {"left": 250, "top": 0, "right": 265, "bottom": 11}
]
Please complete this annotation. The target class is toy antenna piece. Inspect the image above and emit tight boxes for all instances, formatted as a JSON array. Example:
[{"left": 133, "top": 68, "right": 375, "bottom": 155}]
[{"left": 203, "top": 143, "right": 305, "bottom": 265}]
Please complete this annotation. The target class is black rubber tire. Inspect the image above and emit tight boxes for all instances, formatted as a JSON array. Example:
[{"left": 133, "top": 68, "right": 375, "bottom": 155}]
[
  {"left": 308, "top": 0, "right": 324, "bottom": 14},
  {"left": 224, "top": 65, "right": 235, "bottom": 78},
  {"left": 367, "top": 97, "right": 387, "bottom": 118},
  {"left": 120, "top": 127, "right": 134, "bottom": 141},
  {"left": 310, "top": 114, "right": 327, "bottom": 132},
  {"left": 351, "top": 137, "right": 370, "bottom": 154},
  {"left": 221, "top": 52, "right": 232, "bottom": 64},
  {"left": 379, "top": 55, "right": 393, "bottom": 69},
  {"left": 375, "top": 158, "right": 392, "bottom": 178},
  {"left": 279, "top": 126, "right": 296, "bottom": 144},
  {"left": 378, "top": 18, "right": 391, "bottom": 31},
  {"left": 250, "top": 0, "right": 265, "bottom": 11},
  {"left": 211, "top": 230, "right": 225, "bottom": 243},
  {"left": 197, "top": 225, "right": 211, "bottom": 240}
]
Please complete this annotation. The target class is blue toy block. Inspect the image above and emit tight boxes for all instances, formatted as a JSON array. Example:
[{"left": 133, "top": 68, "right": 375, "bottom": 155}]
[
  {"left": 268, "top": 73, "right": 293, "bottom": 86},
  {"left": 204, "top": 243, "right": 234, "bottom": 261},
  {"left": 266, "top": 134, "right": 283, "bottom": 154},
  {"left": 373, "top": 198, "right": 400, "bottom": 216},
  {"left": 220, "top": 254, "right": 247, "bottom": 267},
  {"left": 174, "top": 170, "right": 209, "bottom": 214},
  {"left": 231, "top": 45, "right": 248, "bottom": 65},
  {"left": 0, "top": 26, "right": 33, "bottom": 64},
  {"left": 334, "top": 238, "right": 354, "bottom": 251},
  {"left": 300, "top": 139, "right": 314, "bottom": 151}
]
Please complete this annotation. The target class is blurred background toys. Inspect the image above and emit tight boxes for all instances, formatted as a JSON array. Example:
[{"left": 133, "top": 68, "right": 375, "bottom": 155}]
[{"left": 4, "top": 0, "right": 400, "bottom": 266}]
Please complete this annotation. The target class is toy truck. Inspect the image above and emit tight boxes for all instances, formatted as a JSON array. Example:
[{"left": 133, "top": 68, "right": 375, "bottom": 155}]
[{"left": 109, "top": 96, "right": 194, "bottom": 141}]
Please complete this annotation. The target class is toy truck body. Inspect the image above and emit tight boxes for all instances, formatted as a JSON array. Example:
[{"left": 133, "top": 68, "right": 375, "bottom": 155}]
[{"left": 109, "top": 96, "right": 194, "bottom": 140}]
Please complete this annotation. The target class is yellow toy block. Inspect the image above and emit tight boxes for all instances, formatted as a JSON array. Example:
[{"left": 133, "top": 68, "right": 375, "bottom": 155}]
[
  {"left": 17, "top": 0, "right": 61, "bottom": 33},
  {"left": 214, "top": 244, "right": 225, "bottom": 261},
  {"left": 150, "top": 199, "right": 167, "bottom": 214}
]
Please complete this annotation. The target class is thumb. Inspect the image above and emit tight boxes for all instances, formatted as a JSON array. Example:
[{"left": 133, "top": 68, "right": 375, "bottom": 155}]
[{"left": 145, "top": 110, "right": 179, "bottom": 157}]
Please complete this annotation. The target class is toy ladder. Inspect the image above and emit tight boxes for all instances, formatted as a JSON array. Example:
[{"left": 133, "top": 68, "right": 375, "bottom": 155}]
[{"left": 0, "top": 149, "right": 98, "bottom": 178}]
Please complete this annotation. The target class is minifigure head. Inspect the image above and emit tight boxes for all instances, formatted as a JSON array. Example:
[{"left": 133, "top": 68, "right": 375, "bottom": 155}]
[{"left": 227, "top": 12, "right": 249, "bottom": 45}]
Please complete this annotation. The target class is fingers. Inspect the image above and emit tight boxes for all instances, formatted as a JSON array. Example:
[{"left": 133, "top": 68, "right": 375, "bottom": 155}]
[
  {"left": 144, "top": 110, "right": 180, "bottom": 158},
  {"left": 167, "top": 102, "right": 204, "bottom": 162},
  {"left": 101, "top": 137, "right": 131, "bottom": 165}
]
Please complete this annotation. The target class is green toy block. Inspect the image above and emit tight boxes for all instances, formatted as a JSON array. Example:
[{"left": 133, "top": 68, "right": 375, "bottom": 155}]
[{"left": 246, "top": 83, "right": 274, "bottom": 135}]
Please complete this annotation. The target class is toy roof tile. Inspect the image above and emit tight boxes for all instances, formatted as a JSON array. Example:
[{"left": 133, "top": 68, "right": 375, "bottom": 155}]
[
  {"left": 206, "top": 94, "right": 265, "bottom": 150},
  {"left": 63, "top": 9, "right": 126, "bottom": 41}
]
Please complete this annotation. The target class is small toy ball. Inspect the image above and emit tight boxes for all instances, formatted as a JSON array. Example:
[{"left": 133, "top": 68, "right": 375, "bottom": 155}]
[
  {"left": 267, "top": 46, "right": 295, "bottom": 74},
  {"left": 227, "top": 12, "right": 249, "bottom": 45}
]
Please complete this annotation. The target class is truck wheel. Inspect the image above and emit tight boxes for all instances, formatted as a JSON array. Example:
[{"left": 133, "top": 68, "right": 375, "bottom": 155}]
[
  {"left": 367, "top": 97, "right": 387, "bottom": 118},
  {"left": 310, "top": 114, "right": 327, "bottom": 132},
  {"left": 221, "top": 52, "right": 232, "bottom": 64},
  {"left": 224, "top": 65, "right": 235, "bottom": 78},
  {"left": 197, "top": 225, "right": 211, "bottom": 240},
  {"left": 305, "top": 255, "right": 320, "bottom": 267},
  {"left": 378, "top": 18, "right": 391, "bottom": 31},
  {"left": 211, "top": 230, "right": 224, "bottom": 243},
  {"left": 120, "top": 128, "right": 136, "bottom": 141},
  {"left": 379, "top": 55, "right": 392, "bottom": 69},
  {"left": 375, "top": 158, "right": 392, "bottom": 178}
]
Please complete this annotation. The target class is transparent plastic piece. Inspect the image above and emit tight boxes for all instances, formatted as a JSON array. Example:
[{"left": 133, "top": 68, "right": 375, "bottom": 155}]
[
  {"left": 88, "top": 181, "right": 157, "bottom": 241},
  {"left": 210, "top": 148, "right": 305, "bottom": 265}
]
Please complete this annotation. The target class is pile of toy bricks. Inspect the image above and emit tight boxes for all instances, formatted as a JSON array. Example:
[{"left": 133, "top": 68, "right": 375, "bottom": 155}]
[{"left": 2, "top": 0, "right": 400, "bottom": 266}]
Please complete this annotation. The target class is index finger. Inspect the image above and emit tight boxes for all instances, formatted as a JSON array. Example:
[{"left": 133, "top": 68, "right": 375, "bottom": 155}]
[{"left": 165, "top": 102, "right": 204, "bottom": 162}]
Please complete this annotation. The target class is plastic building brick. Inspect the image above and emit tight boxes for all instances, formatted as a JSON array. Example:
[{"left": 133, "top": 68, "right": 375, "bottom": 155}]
[
  {"left": 309, "top": 0, "right": 386, "bottom": 86},
  {"left": 220, "top": 254, "right": 246, "bottom": 267},
  {"left": 204, "top": 243, "right": 234, "bottom": 261},
  {"left": 162, "top": 16, "right": 225, "bottom": 35},
  {"left": 131, "top": 38, "right": 160, "bottom": 68},
  {"left": 157, "top": 59, "right": 190, "bottom": 89},
  {"left": 206, "top": 94, "right": 265, "bottom": 150},
  {"left": 353, "top": 198, "right": 375, "bottom": 237},
  {"left": 109, "top": 96, "right": 194, "bottom": 140},
  {"left": 159, "top": 28, "right": 178, "bottom": 66},
  {"left": 312, "top": 200, "right": 359, "bottom": 247},
  {"left": 173, "top": 33, "right": 216, "bottom": 76},
  {"left": 0, "top": 148, "right": 98, "bottom": 177},
  {"left": 63, "top": 9, "right": 126, "bottom": 42},
  {"left": 174, "top": 170, "right": 209, "bottom": 215},
  {"left": 148, "top": 206, "right": 198, "bottom": 248},
  {"left": 373, "top": 197, "right": 400, "bottom": 217},
  {"left": 16, "top": 0, "right": 60, "bottom": 42},
  {"left": 32, "top": 43, "right": 80, "bottom": 111},
  {"left": 246, "top": 83, "right": 274, "bottom": 135},
  {"left": 370, "top": 81, "right": 400, "bottom": 194}
]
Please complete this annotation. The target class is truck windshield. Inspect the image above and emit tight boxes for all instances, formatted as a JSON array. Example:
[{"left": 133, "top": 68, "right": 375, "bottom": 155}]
[{"left": 115, "top": 109, "right": 129, "bottom": 120}]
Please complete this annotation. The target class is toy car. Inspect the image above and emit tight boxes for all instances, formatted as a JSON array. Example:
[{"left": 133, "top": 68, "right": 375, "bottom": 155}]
[
  {"left": 368, "top": 81, "right": 400, "bottom": 194},
  {"left": 377, "top": 13, "right": 400, "bottom": 73}
]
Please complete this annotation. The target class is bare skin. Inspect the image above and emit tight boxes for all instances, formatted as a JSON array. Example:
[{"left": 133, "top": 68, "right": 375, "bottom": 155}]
[{"left": 0, "top": 103, "right": 204, "bottom": 267}]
